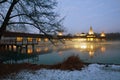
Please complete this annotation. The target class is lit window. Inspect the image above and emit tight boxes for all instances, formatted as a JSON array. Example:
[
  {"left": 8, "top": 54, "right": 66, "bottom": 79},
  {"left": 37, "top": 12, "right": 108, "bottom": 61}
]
[
  {"left": 16, "top": 37, "right": 23, "bottom": 42},
  {"left": 37, "top": 38, "right": 41, "bottom": 42},
  {"left": 90, "top": 38, "right": 93, "bottom": 41},
  {"left": 44, "top": 38, "right": 48, "bottom": 42},
  {"left": 27, "top": 49, "right": 33, "bottom": 54},
  {"left": 28, "top": 37, "right": 32, "bottom": 42}
]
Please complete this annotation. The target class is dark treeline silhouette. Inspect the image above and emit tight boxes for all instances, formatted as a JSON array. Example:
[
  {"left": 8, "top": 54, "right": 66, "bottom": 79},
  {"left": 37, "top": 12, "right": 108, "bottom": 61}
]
[{"left": 106, "top": 33, "right": 120, "bottom": 40}]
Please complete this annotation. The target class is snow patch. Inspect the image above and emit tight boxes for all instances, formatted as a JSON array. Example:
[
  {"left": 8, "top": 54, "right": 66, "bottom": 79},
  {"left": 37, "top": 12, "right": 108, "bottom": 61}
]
[{"left": 3, "top": 64, "right": 120, "bottom": 80}]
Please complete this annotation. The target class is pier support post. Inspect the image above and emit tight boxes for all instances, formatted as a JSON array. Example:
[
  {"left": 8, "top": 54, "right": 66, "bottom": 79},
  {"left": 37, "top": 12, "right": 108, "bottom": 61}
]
[
  {"left": 25, "top": 45, "right": 28, "bottom": 53},
  {"left": 32, "top": 44, "right": 35, "bottom": 53}
]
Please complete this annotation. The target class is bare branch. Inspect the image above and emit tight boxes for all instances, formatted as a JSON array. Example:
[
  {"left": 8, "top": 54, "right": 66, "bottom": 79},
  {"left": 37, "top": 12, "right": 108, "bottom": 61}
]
[
  {"left": 0, "top": 12, "right": 4, "bottom": 19},
  {"left": 9, "top": 14, "right": 26, "bottom": 19},
  {"left": 0, "top": 0, "right": 64, "bottom": 41},
  {"left": 8, "top": 22, "right": 35, "bottom": 26},
  {"left": 0, "top": 0, "right": 7, "bottom": 4}
]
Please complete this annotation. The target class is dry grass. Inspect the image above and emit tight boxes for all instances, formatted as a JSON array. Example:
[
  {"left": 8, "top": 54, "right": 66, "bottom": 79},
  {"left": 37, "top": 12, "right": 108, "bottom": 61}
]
[{"left": 51, "top": 56, "right": 85, "bottom": 70}]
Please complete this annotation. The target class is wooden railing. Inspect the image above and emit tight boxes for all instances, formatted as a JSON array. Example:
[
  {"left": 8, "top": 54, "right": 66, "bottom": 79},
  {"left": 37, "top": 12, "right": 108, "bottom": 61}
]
[
  {"left": 0, "top": 39, "right": 16, "bottom": 45},
  {"left": 0, "top": 39, "right": 38, "bottom": 45}
]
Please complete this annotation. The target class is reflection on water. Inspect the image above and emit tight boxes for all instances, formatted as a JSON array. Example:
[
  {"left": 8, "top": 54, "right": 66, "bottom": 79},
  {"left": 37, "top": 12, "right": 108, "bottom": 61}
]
[
  {"left": 4, "top": 42, "right": 106, "bottom": 56},
  {"left": 36, "top": 48, "right": 41, "bottom": 53},
  {"left": 73, "top": 42, "right": 106, "bottom": 57},
  {"left": 58, "top": 51, "right": 63, "bottom": 56},
  {"left": 2, "top": 41, "right": 120, "bottom": 65},
  {"left": 101, "top": 46, "right": 106, "bottom": 52},
  {"left": 16, "top": 42, "right": 106, "bottom": 58},
  {"left": 13, "top": 45, "right": 16, "bottom": 51},
  {"left": 44, "top": 47, "right": 49, "bottom": 52},
  {"left": 89, "top": 51, "right": 94, "bottom": 57}
]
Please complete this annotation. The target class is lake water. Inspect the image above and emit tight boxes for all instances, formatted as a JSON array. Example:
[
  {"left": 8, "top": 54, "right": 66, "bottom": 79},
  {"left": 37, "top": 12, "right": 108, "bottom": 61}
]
[{"left": 3, "top": 41, "right": 120, "bottom": 65}]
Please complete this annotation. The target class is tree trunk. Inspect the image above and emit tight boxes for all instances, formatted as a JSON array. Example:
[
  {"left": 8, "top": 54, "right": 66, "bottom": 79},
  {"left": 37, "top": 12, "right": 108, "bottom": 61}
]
[{"left": 0, "top": 0, "right": 18, "bottom": 39}]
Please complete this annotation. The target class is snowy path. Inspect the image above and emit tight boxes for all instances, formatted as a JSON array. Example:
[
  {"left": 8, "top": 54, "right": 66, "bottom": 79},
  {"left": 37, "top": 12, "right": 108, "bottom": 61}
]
[{"left": 4, "top": 64, "right": 120, "bottom": 80}]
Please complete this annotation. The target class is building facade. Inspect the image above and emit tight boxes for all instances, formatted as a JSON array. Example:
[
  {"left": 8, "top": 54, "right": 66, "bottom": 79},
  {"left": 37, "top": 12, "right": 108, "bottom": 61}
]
[{"left": 74, "top": 26, "right": 106, "bottom": 42}]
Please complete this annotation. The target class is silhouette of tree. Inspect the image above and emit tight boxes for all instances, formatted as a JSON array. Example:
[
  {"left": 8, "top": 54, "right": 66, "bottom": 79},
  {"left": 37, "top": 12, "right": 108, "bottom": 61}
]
[
  {"left": 106, "top": 33, "right": 120, "bottom": 40},
  {"left": 0, "top": 0, "right": 64, "bottom": 39}
]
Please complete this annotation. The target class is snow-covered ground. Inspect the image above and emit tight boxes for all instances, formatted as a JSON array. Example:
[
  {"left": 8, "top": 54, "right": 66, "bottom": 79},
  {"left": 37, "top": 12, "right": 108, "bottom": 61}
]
[{"left": 3, "top": 64, "right": 120, "bottom": 80}]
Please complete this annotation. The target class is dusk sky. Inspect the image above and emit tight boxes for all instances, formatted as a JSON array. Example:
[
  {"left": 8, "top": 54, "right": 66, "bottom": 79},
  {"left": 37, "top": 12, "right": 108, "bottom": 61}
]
[{"left": 57, "top": 0, "right": 120, "bottom": 34}]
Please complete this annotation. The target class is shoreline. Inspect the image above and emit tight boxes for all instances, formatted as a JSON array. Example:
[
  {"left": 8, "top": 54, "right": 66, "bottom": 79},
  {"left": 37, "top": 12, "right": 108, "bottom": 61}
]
[
  {"left": 0, "top": 56, "right": 120, "bottom": 78},
  {"left": 0, "top": 56, "right": 85, "bottom": 77}
]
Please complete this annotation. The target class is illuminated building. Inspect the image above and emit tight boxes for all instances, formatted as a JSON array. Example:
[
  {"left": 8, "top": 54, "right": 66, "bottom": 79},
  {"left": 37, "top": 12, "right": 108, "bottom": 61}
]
[
  {"left": 100, "top": 31, "right": 105, "bottom": 37},
  {"left": 80, "top": 33, "right": 86, "bottom": 37},
  {"left": 57, "top": 31, "right": 63, "bottom": 36},
  {"left": 87, "top": 26, "right": 96, "bottom": 38},
  {"left": 74, "top": 26, "right": 106, "bottom": 42},
  {"left": 89, "top": 26, "right": 94, "bottom": 35},
  {"left": 100, "top": 31, "right": 106, "bottom": 41},
  {"left": 16, "top": 37, "right": 23, "bottom": 42}
]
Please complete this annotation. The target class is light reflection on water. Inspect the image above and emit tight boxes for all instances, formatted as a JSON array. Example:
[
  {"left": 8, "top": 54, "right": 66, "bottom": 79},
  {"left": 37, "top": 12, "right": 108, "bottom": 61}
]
[
  {"left": 3, "top": 41, "right": 120, "bottom": 65},
  {"left": 73, "top": 42, "right": 104, "bottom": 57},
  {"left": 36, "top": 41, "right": 120, "bottom": 65}
]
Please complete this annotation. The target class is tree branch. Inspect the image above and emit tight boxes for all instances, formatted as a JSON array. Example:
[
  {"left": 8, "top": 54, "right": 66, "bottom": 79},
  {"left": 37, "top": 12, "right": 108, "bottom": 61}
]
[
  {"left": 0, "top": 13, "right": 4, "bottom": 19},
  {"left": 9, "top": 14, "right": 26, "bottom": 19},
  {"left": 8, "top": 22, "right": 35, "bottom": 26},
  {"left": 0, "top": 0, "right": 7, "bottom": 4}
]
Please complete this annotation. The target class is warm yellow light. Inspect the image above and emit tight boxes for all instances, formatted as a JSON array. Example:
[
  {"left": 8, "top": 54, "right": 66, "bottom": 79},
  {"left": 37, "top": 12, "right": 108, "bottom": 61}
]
[
  {"left": 9, "top": 45, "right": 12, "bottom": 50},
  {"left": 101, "top": 34, "right": 105, "bottom": 37},
  {"left": 80, "top": 38, "right": 86, "bottom": 41},
  {"left": 44, "top": 47, "right": 48, "bottom": 52},
  {"left": 87, "top": 38, "right": 90, "bottom": 41},
  {"left": 74, "top": 44, "right": 79, "bottom": 48},
  {"left": 90, "top": 45, "right": 94, "bottom": 49},
  {"left": 13, "top": 45, "right": 16, "bottom": 51},
  {"left": 80, "top": 44, "right": 87, "bottom": 49},
  {"left": 101, "top": 46, "right": 106, "bottom": 52},
  {"left": 36, "top": 48, "right": 41, "bottom": 52},
  {"left": 89, "top": 51, "right": 94, "bottom": 57},
  {"left": 58, "top": 32, "right": 63, "bottom": 36},
  {"left": 89, "top": 27, "right": 94, "bottom": 35},
  {"left": 91, "top": 38, "right": 93, "bottom": 41},
  {"left": 96, "top": 38, "right": 99, "bottom": 41},
  {"left": 101, "top": 32, "right": 106, "bottom": 37},
  {"left": 27, "top": 49, "right": 33, "bottom": 54},
  {"left": 89, "top": 32, "right": 94, "bottom": 35},
  {"left": 73, "top": 38, "right": 82, "bottom": 41},
  {"left": 80, "top": 33, "right": 86, "bottom": 37},
  {"left": 88, "top": 38, "right": 94, "bottom": 41},
  {"left": 77, "top": 39, "right": 81, "bottom": 41},
  {"left": 44, "top": 38, "right": 48, "bottom": 42},
  {"left": 28, "top": 37, "right": 32, "bottom": 42},
  {"left": 37, "top": 38, "right": 41, "bottom": 42},
  {"left": 17, "top": 37, "right": 23, "bottom": 42}
]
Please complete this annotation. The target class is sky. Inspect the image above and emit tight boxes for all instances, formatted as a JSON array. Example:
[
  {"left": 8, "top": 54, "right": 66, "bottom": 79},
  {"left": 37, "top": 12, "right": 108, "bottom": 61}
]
[{"left": 57, "top": 0, "right": 120, "bottom": 34}]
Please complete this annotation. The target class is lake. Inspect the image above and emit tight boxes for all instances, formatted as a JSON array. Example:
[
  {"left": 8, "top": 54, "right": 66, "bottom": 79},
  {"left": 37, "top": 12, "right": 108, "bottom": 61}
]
[{"left": 3, "top": 41, "right": 120, "bottom": 65}]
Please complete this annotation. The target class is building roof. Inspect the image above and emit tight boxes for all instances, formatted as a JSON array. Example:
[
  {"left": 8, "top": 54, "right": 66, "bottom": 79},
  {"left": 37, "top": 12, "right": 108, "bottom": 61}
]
[{"left": 2, "top": 31, "right": 52, "bottom": 38}]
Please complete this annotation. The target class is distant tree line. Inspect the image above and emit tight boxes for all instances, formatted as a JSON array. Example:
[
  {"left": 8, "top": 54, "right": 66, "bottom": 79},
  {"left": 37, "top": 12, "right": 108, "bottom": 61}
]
[{"left": 106, "top": 33, "right": 120, "bottom": 40}]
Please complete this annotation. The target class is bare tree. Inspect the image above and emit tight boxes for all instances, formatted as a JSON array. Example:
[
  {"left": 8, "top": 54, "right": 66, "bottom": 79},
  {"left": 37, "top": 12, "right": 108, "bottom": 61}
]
[{"left": 0, "top": 0, "right": 64, "bottom": 39}]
